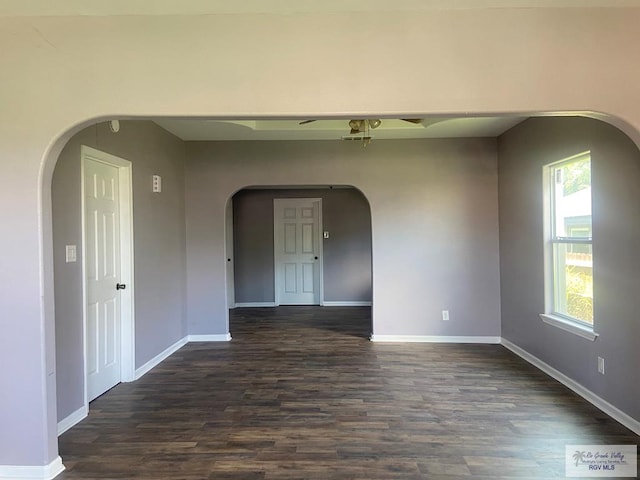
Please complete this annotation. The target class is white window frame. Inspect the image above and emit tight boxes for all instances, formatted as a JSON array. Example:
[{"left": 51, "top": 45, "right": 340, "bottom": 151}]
[{"left": 540, "top": 151, "right": 598, "bottom": 341}]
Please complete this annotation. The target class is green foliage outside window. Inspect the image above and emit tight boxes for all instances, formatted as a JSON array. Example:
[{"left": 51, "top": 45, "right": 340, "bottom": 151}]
[
  {"left": 562, "top": 158, "right": 591, "bottom": 196},
  {"left": 565, "top": 265, "right": 593, "bottom": 324}
]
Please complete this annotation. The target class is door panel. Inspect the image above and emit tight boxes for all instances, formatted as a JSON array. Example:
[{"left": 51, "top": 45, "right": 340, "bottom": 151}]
[
  {"left": 302, "top": 224, "right": 314, "bottom": 253},
  {"left": 302, "top": 263, "right": 314, "bottom": 293},
  {"left": 285, "top": 263, "right": 297, "bottom": 293},
  {"left": 87, "top": 302, "right": 99, "bottom": 376},
  {"left": 284, "top": 223, "right": 296, "bottom": 253},
  {"left": 274, "top": 198, "right": 322, "bottom": 305}
]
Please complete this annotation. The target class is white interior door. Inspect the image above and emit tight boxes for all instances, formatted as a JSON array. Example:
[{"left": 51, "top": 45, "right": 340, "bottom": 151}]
[
  {"left": 225, "top": 198, "right": 235, "bottom": 308},
  {"left": 274, "top": 198, "right": 322, "bottom": 305},
  {"left": 84, "top": 157, "right": 123, "bottom": 400}
]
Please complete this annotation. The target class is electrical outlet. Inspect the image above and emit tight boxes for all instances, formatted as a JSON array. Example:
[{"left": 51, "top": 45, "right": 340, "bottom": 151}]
[
  {"left": 597, "top": 356, "right": 605, "bottom": 375},
  {"left": 152, "top": 174, "right": 162, "bottom": 193},
  {"left": 442, "top": 310, "right": 449, "bottom": 321}
]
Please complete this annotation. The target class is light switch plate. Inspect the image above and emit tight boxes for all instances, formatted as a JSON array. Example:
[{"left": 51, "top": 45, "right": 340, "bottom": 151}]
[
  {"left": 65, "top": 245, "right": 77, "bottom": 263},
  {"left": 323, "top": 231, "right": 329, "bottom": 239}
]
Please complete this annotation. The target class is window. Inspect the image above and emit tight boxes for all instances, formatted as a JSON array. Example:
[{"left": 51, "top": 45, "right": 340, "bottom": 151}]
[{"left": 542, "top": 152, "right": 595, "bottom": 339}]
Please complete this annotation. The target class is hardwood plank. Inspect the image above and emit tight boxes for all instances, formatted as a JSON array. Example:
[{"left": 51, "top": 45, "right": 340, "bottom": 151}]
[{"left": 57, "top": 306, "right": 638, "bottom": 479}]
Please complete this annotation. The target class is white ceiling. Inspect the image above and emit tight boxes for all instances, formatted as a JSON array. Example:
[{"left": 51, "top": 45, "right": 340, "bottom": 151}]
[
  {"left": 153, "top": 117, "right": 527, "bottom": 141},
  {"left": 1, "top": 0, "right": 639, "bottom": 16}
]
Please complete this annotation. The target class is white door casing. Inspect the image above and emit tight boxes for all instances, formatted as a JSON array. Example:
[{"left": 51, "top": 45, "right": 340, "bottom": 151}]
[
  {"left": 81, "top": 146, "right": 135, "bottom": 404},
  {"left": 274, "top": 198, "right": 323, "bottom": 305}
]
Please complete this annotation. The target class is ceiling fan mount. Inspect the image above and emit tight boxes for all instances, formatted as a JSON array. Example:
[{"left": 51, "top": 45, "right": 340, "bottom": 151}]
[{"left": 347, "top": 119, "right": 381, "bottom": 134}]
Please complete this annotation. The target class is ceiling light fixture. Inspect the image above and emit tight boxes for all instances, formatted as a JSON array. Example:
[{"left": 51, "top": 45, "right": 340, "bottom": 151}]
[{"left": 368, "top": 119, "right": 382, "bottom": 129}]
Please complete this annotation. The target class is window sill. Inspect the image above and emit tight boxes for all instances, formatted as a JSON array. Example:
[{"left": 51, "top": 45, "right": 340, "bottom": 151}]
[{"left": 539, "top": 314, "right": 599, "bottom": 341}]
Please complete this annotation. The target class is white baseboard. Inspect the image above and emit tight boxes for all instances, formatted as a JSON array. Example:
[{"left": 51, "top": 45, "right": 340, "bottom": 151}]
[
  {"left": 57, "top": 405, "right": 88, "bottom": 436},
  {"left": 58, "top": 333, "right": 231, "bottom": 438},
  {"left": 501, "top": 338, "right": 640, "bottom": 436},
  {"left": 232, "top": 302, "right": 374, "bottom": 308},
  {"left": 188, "top": 333, "right": 232, "bottom": 342},
  {"left": 322, "top": 301, "right": 372, "bottom": 307},
  {"left": 370, "top": 335, "right": 501, "bottom": 343},
  {"left": 234, "top": 302, "right": 276, "bottom": 308},
  {"left": 0, "top": 456, "right": 65, "bottom": 480},
  {"left": 100, "top": 333, "right": 232, "bottom": 382},
  {"left": 134, "top": 337, "right": 189, "bottom": 380}
]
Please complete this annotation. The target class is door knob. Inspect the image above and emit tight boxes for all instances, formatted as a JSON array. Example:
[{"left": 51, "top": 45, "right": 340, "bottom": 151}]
[
  {"left": 314, "top": 256, "right": 318, "bottom": 260},
  {"left": 116, "top": 283, "right": 126, "bottom": 290}
]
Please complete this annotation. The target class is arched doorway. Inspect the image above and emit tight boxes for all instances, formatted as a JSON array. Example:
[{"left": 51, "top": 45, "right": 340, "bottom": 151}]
[
  {"left": 228, "top": 186, "right": 373, "bottom": 337},
  {"left": 44, "top": 114, "right": 640, "bottom": 479}
]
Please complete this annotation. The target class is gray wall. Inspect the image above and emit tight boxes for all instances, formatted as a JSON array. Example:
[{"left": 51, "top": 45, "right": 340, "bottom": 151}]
[
  {"left": 52, "top": 121, "right": 187, "bottom": 422},
  {"left": 232, "top": 188, "right": 372, "bottom": 304},
  {"left": 185, "top": 138, "right": 501, "bottom": 337},
  {"left": 498, "top": 117, "right": 640, "bottom": 421}
]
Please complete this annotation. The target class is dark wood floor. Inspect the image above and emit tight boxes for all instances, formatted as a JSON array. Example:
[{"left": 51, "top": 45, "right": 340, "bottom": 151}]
[{"left": 58, "top": 307, "right": 638, "bottom": 479}]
